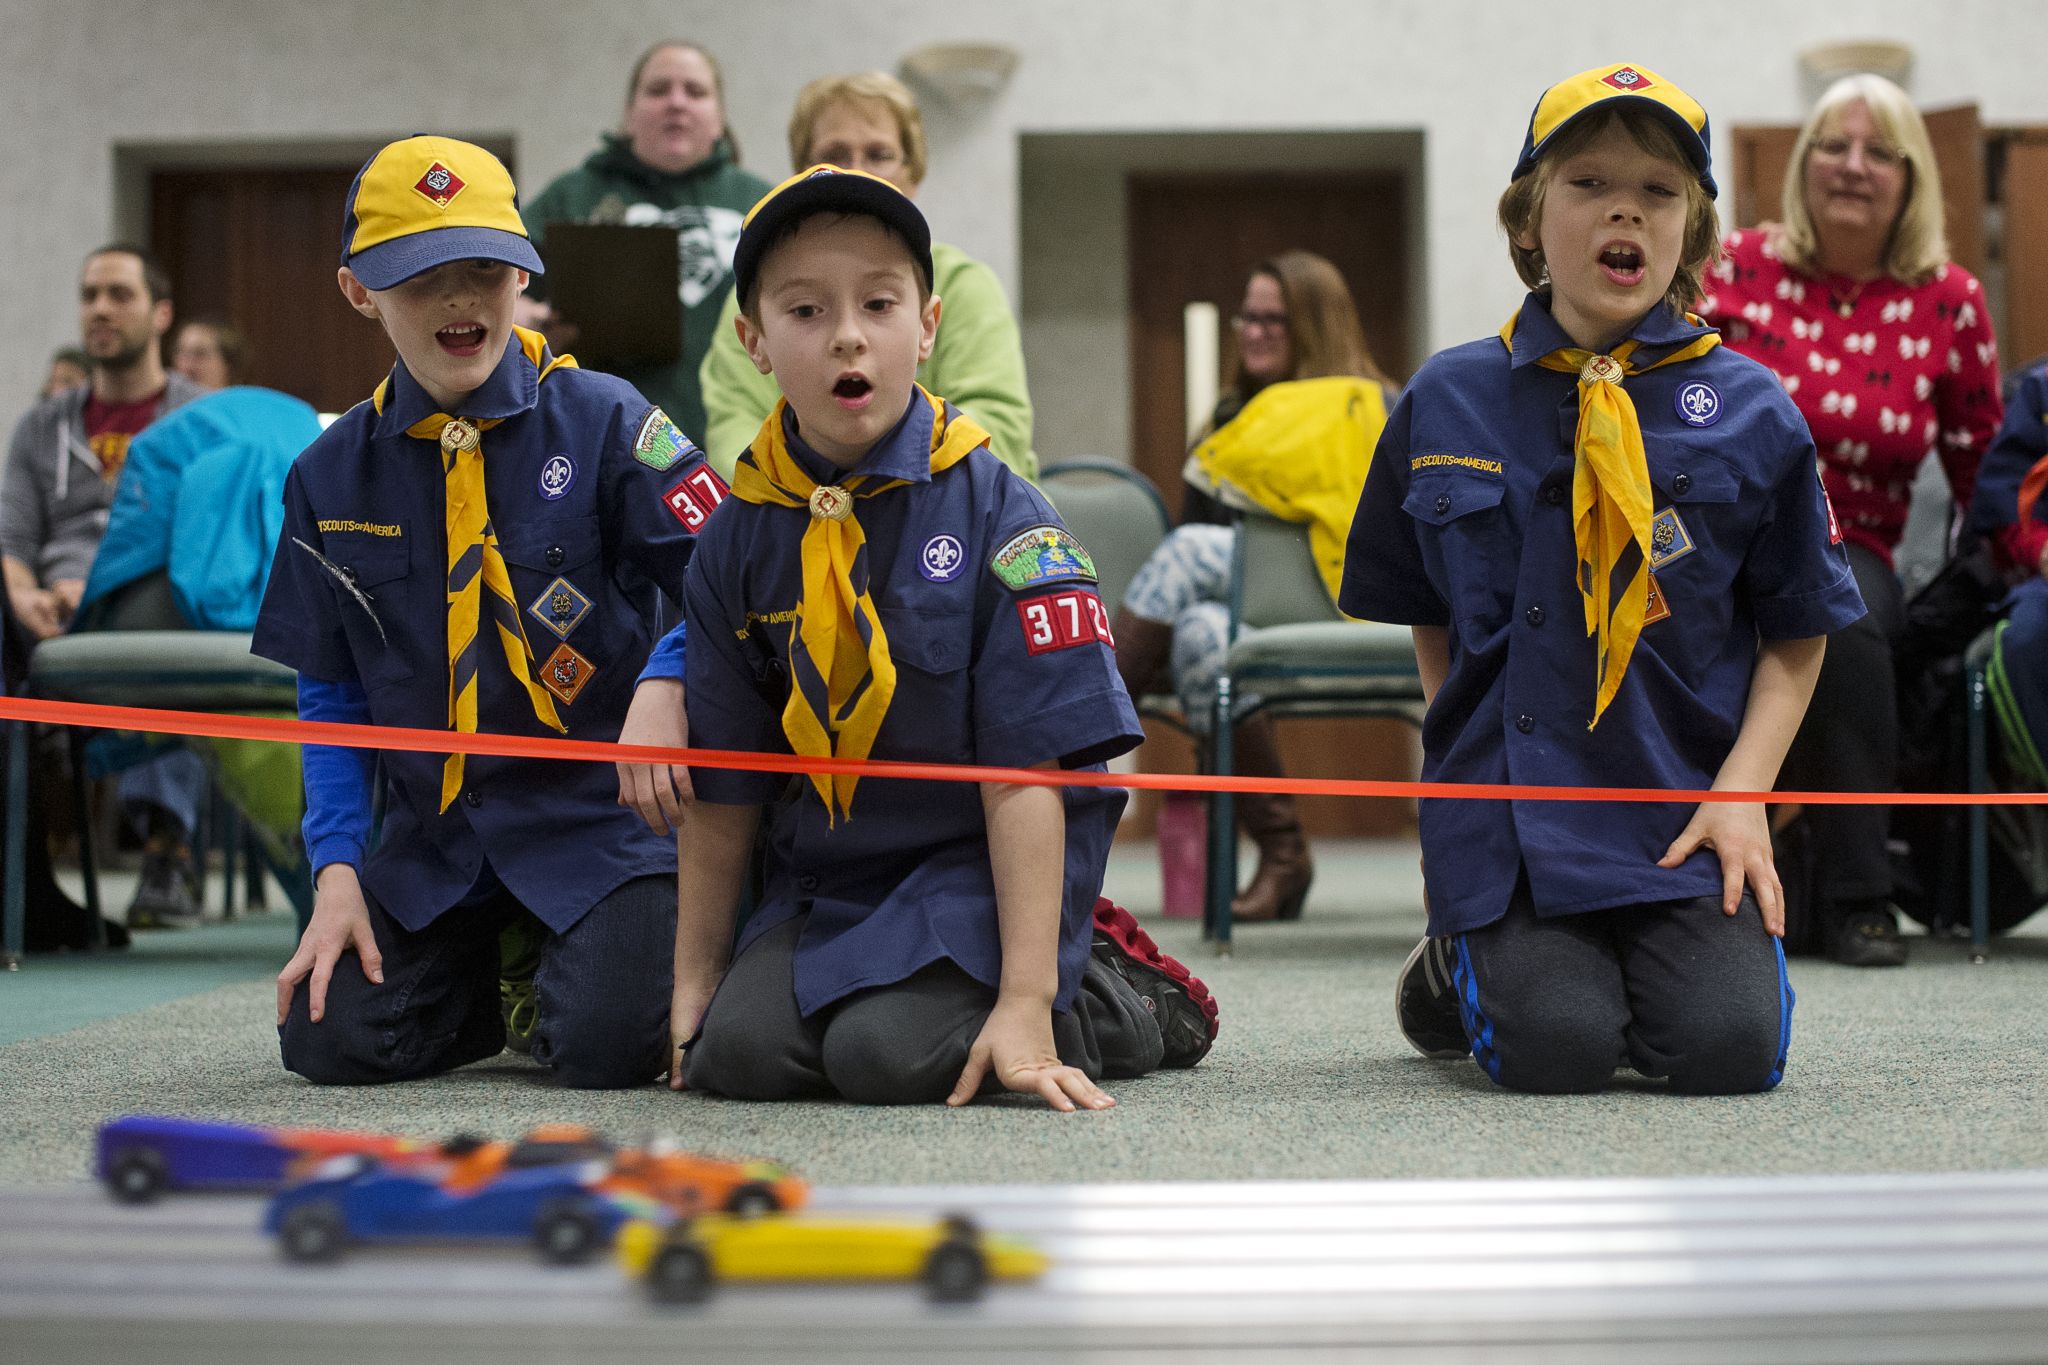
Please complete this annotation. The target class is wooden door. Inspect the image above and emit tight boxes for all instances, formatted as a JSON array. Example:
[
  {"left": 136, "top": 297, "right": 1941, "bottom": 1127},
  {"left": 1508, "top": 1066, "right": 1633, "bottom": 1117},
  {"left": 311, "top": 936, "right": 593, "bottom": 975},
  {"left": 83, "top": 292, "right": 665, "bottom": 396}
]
[
  {"left": 1127, "top": 172, "right": 1411, "bottom": 510},
  {"left": 152, "top": 165, "right": 400, "bottom": 414},
  {"left": 1123, "top": 172, "right": 1417, "bottom": 841},
  {"left": 2001, "top": 132, "right": 2048, "bottom": 370}
]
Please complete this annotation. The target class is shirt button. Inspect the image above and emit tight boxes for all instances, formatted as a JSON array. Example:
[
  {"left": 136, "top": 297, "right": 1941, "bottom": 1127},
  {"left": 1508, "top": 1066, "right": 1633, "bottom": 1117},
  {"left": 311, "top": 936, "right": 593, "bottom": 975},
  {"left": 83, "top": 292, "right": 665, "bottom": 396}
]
[
  {"left": 1543, "top": 483, "right": 1565, "bottom": 506},
  {"left": 463, "top": 789, "right": 482, "bottom": 808},
  {"left": 545, "top": 546, "right": 565, "bottom": 568},
  {"left": 1673, "top": 472, "right": 1692, "bottom": 495},
  {"left": 1434, "top": 493, "right": 1452, "bottom": 515},
  {"left": 1515, "top": 714, "right": 1535, "bottom": 734},
  {"left": 798, "top": 874, "right": 819, "bottom": 892},
  {"left": 1525, "top": 606, "right": 1545, "bottom": 627}
]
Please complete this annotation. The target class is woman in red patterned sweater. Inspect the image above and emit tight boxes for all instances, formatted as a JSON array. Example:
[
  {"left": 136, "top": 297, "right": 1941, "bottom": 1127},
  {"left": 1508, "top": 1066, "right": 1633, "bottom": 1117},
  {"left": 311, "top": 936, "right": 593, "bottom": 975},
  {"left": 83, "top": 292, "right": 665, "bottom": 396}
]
[{"left": 1699, "top": 74, "right": 2005, "bottom": 966}]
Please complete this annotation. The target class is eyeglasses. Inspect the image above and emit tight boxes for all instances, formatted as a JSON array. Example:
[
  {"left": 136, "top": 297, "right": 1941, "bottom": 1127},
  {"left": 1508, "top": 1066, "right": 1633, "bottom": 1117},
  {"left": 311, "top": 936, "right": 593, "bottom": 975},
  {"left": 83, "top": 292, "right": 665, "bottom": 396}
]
[
  {"left": 1811, "top": 136, "right": 1905, "bottom": 170},
  {"left": 1232, "top": 310, "right": 1289, "bottom": 333}
]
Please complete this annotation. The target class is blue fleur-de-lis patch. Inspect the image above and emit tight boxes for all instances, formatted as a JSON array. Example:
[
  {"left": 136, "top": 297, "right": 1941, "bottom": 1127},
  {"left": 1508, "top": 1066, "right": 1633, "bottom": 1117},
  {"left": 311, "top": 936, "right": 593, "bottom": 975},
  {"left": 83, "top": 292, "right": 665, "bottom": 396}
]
[{"left": 527, "top": 575, "right": 593, "bottom": 640}]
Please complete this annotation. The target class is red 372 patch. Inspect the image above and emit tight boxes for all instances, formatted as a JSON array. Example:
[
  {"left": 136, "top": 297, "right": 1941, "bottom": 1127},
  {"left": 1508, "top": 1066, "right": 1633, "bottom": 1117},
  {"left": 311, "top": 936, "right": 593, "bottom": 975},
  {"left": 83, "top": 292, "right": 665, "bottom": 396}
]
[
  {"left": 662, "top": 466, "right": 730, "bottom": 531},
  {"left": 1822, "top": 485, "right": 1843, "bottom": 545},
  {"left": 1016, "top": 589, "right": 1114, "bottom": 655}
]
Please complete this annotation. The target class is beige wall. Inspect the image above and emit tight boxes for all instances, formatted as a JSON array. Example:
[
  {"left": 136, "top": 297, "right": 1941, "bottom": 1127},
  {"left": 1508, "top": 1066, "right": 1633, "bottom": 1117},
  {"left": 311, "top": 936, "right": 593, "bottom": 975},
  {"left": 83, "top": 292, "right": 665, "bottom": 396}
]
[{"left": 8, "top": 0, "right": 2048, "bottom": 457}]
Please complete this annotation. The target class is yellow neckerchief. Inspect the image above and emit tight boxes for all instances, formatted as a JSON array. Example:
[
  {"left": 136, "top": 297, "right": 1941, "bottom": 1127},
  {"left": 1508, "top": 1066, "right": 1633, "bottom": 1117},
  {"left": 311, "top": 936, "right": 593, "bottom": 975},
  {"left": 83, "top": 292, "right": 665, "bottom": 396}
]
[
  {"left": 1185, "top": 376, "right": 1388, "bottom": 603},
  {"left": 730, "top": 385, "right": 990, "bottom": 822},
  {"left": 1498, "top": 312, "right": 1720, "bottom": 728},
  {"left": 373, "top": 326, "right": 577, "bottom": 810}
]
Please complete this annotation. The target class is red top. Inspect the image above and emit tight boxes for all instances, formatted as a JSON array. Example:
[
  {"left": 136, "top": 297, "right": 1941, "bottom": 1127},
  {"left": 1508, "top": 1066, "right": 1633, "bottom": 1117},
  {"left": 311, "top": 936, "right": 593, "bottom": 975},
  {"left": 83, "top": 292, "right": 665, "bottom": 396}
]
[
  {"left": 80, "top": 388, "right": 163, "bottom": 484},
  {"left": 1698, "top": 228, "right": 2008, "bottom": 569}
]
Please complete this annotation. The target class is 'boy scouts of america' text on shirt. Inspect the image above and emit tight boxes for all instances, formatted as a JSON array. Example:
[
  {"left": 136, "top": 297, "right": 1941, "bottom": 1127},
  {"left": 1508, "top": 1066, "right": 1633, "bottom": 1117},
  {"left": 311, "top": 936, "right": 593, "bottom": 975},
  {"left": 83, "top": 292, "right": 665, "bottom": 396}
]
[
  {"left": 1341, "top": 297, "right": 1867, "bottom": 936},
  {"left": 253, "top": 334, "right": 724, "bottom": 933},
  {"left": 683, "top": 393, "right": 1144, "bottom": 1018}
]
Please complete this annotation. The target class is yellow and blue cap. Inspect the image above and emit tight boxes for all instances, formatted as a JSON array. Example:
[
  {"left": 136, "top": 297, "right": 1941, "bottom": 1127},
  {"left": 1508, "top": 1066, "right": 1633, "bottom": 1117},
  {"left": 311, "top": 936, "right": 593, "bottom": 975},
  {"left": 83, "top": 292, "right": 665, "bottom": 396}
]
[
  {"left": 340, "top": 135, "right": 543, "bottom": 290},
  {"left": 732, "top": 164, "right": 932, "bottom": 306},
  {"left": 1513, "top": 63, "right": 1716, "bottom": 197}
]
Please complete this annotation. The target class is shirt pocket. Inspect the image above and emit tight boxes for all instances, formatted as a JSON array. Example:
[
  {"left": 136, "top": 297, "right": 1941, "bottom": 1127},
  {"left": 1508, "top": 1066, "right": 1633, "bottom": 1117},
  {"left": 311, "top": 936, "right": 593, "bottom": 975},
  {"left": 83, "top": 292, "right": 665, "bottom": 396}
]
[
  {"left": 1643, "top": 438, "right": 1745, "bottom": 597},
  {"left": 1402, "top": 464, "right": 1514, "bottom": 650},
  {"left": 320, "top": 534, "right": 415, "bottom": 689},
  {"left": 875, "top": 603, "right": 971, "bottom": 760},
  {"left": 497, "top": 514, "right": 605, "bottom": 645}
]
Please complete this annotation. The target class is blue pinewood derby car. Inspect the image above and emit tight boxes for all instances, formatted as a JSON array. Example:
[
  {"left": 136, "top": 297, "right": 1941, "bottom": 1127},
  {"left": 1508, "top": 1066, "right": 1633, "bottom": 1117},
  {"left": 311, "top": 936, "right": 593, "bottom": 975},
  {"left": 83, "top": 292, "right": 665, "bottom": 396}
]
[
  {"left": 264, "top": 1153, "right": 655, "bottom": 1264},
  {"left": 95, "top": 1115, "right": 428, "bottom": 1204}
]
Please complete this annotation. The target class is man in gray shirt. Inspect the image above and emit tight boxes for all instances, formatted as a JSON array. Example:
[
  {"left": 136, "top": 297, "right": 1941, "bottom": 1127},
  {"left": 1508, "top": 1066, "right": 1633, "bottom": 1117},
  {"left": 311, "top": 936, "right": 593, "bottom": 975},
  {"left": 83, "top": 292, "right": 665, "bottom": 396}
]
[{"left": 3, "top": 245, "right": 206, "bottom": 933}]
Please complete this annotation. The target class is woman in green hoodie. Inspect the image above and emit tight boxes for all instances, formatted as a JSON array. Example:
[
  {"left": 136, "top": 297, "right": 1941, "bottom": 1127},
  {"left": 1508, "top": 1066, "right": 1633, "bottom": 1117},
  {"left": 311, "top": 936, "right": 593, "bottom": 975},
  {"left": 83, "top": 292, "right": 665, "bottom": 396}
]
[{"left": 521, "top": 41, "right": 770, "bottom": 444}]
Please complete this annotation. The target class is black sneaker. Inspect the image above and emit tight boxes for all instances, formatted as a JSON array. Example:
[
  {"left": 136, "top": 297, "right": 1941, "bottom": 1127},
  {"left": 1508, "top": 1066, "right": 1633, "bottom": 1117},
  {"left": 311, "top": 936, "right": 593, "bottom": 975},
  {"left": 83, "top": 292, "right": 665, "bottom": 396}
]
[
  {"left": 1395, "top": 936, "right": 1470, "bottom": 1059},
  {"left": 127, "top": 841, "right": 202, "bottom": 929},
  {"left": 1090, "top": 899, "right": 1218, "bottom": 1068},
  {"left": 1826, "top": 905, "right": 1907, "bottom": 968}
]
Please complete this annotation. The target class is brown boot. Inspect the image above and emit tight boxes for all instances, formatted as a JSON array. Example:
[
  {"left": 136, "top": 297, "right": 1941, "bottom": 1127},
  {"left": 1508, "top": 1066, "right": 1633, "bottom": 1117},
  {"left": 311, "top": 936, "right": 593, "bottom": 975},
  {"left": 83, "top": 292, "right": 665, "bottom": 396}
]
[
  {"left": 1110, "top": 609, "right": 1174, "bottom": 701},
  {"left": 1228, "top": 713, "right": 1312, "bottom": 922}
]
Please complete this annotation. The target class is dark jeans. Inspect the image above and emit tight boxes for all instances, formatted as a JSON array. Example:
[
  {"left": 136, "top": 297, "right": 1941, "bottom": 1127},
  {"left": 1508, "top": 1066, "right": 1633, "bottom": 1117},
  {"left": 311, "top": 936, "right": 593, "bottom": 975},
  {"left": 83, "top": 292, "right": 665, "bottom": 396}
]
[
  {"left": 1450, "top": 882, "right": 1793, "bottom": 1096},
  {"left": 684, "top": 914, "right": 1163, "bottom": 1104},
  {"left": 1776, "top": 543, "right": 1906, "bottom": 940},
  {"left": 279, "top": 873, "right": 675, "bottom": 1089}
]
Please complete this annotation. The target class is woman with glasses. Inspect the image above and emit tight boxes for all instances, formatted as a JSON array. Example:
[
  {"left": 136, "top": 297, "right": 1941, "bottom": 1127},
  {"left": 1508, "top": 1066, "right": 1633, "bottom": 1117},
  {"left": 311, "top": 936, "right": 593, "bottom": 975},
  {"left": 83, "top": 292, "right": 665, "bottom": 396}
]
[
  {"left": 1112, "top": 251, "right": 1395, "bottom": 921},
  {"left": 697, "top": 71, "right": 1037, "bottom": 480},
  {"left": 1698, "top": 75, "right": 2005, "bottom": 965}
]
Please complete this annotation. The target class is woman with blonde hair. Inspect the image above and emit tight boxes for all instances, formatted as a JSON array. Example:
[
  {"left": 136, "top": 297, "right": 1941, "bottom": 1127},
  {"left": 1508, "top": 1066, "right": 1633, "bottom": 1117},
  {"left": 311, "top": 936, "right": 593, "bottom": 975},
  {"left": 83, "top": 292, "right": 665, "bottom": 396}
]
[
  {"left": 697, "top": 70, "right": 1037, "bottom": 479},
  {"left": 1699, "top": 74, "right": 2005, "bottom": 965},
  {"left": 1113, "top": 250, "right": 1395, "bottom": 921}
]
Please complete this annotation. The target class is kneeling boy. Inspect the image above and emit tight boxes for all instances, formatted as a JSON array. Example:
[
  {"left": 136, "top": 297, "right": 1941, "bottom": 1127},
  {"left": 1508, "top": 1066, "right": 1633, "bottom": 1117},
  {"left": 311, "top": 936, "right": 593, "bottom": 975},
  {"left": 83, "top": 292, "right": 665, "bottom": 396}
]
[
  {"left": 255, "top": 137, "right": 721, "bottom": 1088},
  {"left": 672, "top": 167, "right": 1217, "bottom": 1108}
]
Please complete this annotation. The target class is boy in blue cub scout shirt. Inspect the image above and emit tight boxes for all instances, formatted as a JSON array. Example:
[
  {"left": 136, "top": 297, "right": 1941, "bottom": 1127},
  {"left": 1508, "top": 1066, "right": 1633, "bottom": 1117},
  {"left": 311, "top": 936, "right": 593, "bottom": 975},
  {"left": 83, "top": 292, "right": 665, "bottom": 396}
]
[
  {"left": 1345, "top": 67, "right": 1866, "bottom": 1095},
  {"left": 253, "top": 136, "right": 725, "bottom": 1088},
  {"left": 672, "top": 167, "right": 1218, "bottom": 1108}
]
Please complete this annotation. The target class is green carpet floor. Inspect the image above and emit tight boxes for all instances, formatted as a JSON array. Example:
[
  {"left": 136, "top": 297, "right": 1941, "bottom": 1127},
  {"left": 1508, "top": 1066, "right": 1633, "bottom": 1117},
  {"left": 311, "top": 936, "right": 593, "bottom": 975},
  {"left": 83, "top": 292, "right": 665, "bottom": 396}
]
[{"left": 4, "top": 842, "right": 2046, "bottom": 1188}]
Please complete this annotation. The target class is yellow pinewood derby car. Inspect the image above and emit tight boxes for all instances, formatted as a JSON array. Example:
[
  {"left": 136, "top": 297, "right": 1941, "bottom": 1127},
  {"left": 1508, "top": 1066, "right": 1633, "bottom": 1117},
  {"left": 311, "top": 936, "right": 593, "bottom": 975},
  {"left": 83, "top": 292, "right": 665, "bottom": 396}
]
[{"left": 617, "top": 1212, "right": 1048, "bottom": 1305}]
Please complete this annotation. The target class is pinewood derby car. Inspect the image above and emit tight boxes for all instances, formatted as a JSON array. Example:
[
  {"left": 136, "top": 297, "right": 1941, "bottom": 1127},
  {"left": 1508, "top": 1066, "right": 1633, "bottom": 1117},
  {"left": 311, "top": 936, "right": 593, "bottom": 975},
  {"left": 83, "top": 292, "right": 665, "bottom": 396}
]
[
  {"left": 616, "top": 1212, "right": 1050, "bottom": 1305},
  {"left": 94, "top": 1115, "right": 431, "bottom": 1204}
]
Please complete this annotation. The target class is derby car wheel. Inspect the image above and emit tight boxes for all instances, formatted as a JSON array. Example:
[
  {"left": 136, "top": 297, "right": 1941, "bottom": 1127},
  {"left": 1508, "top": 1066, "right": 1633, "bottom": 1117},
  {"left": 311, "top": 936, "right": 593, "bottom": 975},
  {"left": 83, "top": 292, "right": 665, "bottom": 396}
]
[
  {"left": 648, "top": 1242, "right": 713, "bottom": 1306},
  {"left": 105, "top": 1147, "right": 168, "bottom": 1205},
  {"left": 724, "top": 1181, "right": 780, "bottom": 1215},
  {"left": 533, "top": 1198, "right": 603, "bottom": 1266},
  {"left": 278, "top": 1200, "right": 347, "bottom": 1264},
  {"left": 922, "top": 1240, "right": 988, "bottom": 1303}
]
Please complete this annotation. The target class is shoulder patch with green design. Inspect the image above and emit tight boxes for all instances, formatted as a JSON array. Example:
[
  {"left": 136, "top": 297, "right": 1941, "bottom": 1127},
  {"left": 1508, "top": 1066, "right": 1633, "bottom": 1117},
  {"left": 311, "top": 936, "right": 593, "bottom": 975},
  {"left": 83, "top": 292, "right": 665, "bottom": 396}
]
[
  {"left": 632, "top": 406, "right": 697, "bottom": 472},
  {"left": 989, "top": 524, "right": 1097, "bottom": 591}
]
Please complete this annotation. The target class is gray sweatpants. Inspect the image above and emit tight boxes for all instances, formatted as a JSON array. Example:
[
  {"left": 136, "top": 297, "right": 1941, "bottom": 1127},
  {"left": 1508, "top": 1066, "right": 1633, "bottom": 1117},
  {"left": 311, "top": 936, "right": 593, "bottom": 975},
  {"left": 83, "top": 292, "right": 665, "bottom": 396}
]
[
  {"left": 684, "top": 914, "right": 1165, "bottom": 1104},
  {"left": 1448, "top": 882, "right": 1793, "bottom": 1095}
]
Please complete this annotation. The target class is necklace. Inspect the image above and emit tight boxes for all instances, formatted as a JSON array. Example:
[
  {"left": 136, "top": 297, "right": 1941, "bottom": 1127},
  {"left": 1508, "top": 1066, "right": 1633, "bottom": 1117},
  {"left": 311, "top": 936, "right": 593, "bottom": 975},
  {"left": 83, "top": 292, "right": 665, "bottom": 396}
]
[{"left": 1828, "top": 279, "right": 1865, "bottom": 318}]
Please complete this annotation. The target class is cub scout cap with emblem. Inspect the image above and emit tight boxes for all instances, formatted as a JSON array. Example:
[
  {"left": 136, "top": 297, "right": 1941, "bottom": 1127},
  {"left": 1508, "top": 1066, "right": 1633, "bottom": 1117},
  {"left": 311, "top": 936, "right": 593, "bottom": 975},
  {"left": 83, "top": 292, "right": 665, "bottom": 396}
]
[
  {"left": 1512, "top": 63, "right": 1717, "bottom": 197},
  {"left": 340, "top": 135, "right": 544, "bottom": 290},
  {"left": 732, "top": 164, "right": 933, "bottom": 307}
]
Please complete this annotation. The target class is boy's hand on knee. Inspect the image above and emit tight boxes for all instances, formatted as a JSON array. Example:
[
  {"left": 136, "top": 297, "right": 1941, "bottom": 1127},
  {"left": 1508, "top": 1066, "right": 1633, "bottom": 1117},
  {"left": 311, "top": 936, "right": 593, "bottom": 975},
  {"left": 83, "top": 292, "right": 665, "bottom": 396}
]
[
  {"left": 277, "top": 865, "right": 382, "bottom": 1025},
  {"left": 947, "top": 997, "right": 1115, "bottom": 1113},
  {"left": 617, "top": 678, "right": 693, "bottom": 834},
  {"left": 1658, "top": 801, "right": 1785, "bottom": 937}
]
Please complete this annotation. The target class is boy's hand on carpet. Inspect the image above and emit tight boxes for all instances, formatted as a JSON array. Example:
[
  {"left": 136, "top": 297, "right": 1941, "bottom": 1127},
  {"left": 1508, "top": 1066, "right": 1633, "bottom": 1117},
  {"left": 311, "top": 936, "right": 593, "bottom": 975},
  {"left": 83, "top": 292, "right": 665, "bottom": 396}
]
[
  {"left": 1658, "top": 800, "right": 1785, "bottom": 937},
  {"left": 278, "top": 866, "right": 382, "bottom": 1025},
  {"left": 667, "top": 977, "right": 719, "bottom": 1090},
  {"left": 947, "top": 997, "right": 1114, "bottom": 1113}
]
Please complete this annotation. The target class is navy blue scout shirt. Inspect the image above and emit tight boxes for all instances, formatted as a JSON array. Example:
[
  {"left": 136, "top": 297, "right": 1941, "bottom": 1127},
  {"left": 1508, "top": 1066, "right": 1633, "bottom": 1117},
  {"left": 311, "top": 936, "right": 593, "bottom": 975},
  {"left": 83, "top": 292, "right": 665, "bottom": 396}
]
[
  {"left": 1341, "top": 296, "right": 1866, "bottom": 936},
  {"left": 252, "top": 334, "right": 723, "bottom": 933},
  {"left": 684, "top": 394, "right": 1144, "bottom": 1017}
]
